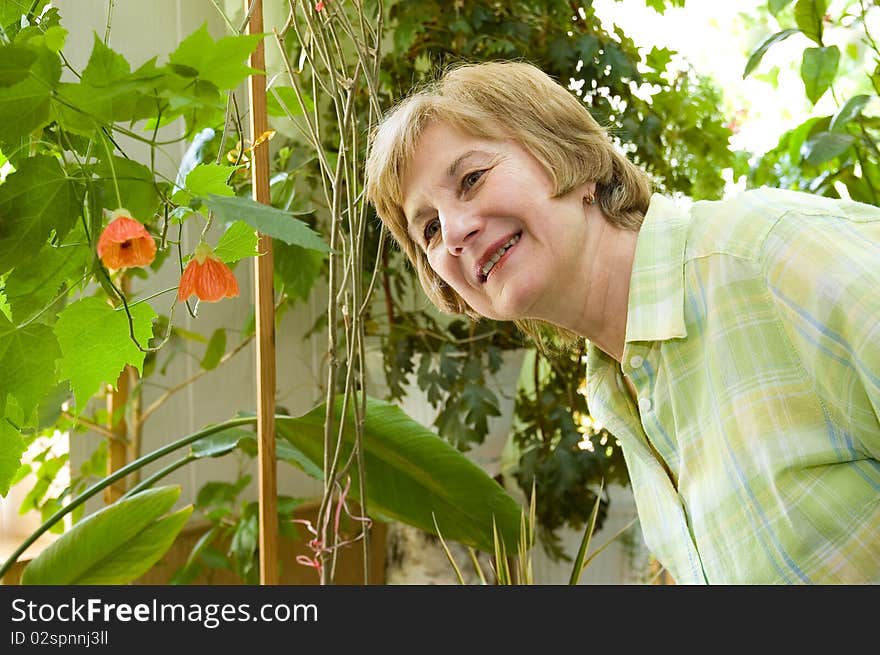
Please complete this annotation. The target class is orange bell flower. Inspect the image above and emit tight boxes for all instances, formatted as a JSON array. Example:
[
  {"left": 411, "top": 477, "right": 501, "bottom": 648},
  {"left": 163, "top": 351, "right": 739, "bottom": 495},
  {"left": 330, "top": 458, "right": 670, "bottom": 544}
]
[
  {"left": 97, "top": 210, "right": 157, "bottom": 270},
  {"left": 177, "top": 242, "right": 240, "bottom": 303}
]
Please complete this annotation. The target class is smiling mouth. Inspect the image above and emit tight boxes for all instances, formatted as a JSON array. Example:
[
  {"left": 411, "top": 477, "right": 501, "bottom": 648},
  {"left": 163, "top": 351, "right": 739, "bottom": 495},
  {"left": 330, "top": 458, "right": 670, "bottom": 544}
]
[{"left": 479, "top": 232, "right": 521, "bottom": 283}]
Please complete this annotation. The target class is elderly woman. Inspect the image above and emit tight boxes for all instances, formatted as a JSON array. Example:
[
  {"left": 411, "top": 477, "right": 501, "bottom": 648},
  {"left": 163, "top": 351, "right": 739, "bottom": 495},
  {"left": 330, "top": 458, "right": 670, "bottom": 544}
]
[{"left": 365, "top": 61, "right": 880, "bottom": 584}]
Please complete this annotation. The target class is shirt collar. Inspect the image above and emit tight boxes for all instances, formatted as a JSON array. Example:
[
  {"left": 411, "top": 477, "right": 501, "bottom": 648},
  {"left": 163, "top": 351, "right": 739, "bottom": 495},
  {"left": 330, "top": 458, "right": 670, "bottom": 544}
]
[{"left": 624, "top": 193, "right": 690, "bottom": 343}]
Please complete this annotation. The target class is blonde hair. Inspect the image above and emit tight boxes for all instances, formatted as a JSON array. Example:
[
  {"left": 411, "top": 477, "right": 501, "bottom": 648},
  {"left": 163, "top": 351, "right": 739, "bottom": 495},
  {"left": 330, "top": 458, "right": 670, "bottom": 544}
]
[{"left": 365, "top": 60, "right": 652, "bottom": 343}]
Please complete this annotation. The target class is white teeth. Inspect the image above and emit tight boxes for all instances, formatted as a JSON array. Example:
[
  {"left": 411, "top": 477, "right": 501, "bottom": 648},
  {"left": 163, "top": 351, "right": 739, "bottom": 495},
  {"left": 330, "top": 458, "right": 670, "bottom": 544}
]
[{"left": 481, "top": 234, "right": 521, "bottom": 277}]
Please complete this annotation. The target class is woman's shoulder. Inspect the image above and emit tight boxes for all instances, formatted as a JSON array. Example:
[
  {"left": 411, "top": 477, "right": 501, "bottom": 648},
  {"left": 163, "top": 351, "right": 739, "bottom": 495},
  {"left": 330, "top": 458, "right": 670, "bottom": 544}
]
[{"left": 684, "top": 187, "right": 879, "bottom": 262}]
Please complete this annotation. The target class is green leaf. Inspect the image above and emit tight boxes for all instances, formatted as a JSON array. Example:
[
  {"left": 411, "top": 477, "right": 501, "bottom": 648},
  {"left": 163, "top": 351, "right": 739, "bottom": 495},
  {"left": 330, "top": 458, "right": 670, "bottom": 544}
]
[
  {"left": 54, "top": 296, "right": 156, "bottom": 409},
  {"left": 769, "top": 0, "right": 796, "bottom": 14},
  {"left": 274, "top": 396, "right": 522, "bottom": 553},
  {"left": 0, "top": 419, "right": 26, "bottom": 496},
  {"left": 238, "top": 432, "right": 325, "bottom": 479},
  {"left": 21, "top": 486, "right": 191, "bottom": 584},
  {"left": 3, "top": 240, "right": 90, "bottom": 323},
  {"left": 275, "top": 438, "right": 324, "bottom": 479},
  {"left": 0, "top": 44, "right": 37, "bottom": 86},
  {"left": 76, "top": 506, "right": 192, "bottom": 584},
  {"left": 786, "top": 116, "right": 825, "bottom": 161},
  {"left": 191, "top": 426, "right": 253, "bottom": 458},
  {"left": 645, "top": 46, "right": 673, "bottom": 73},
  {"left": 54, "top": 73, "right": 150, "bottom": 134},
  {"left": 81, "top": 34, "right": 130, "bottom": 86},
  {"left": 214, "top": 220, "right": 258, "bottom": 263},
  {"left": 200, "top": 328, "right": 226, "bottom": 371},
  {"left": 794, "top": 0, "right": 828, "bottom": 45},
  {"left": 801, "top": 46, "right": 839, "bottom": 105},
  {"left": 230, "top": 512, "right": 258, "bottom": 578},
  {"left": 0, "top": 313, "right": 60, "bottom": 420},
  {"left": 0, "top": 155, "right": 79, "bottom": 275},
  {"left": 185, "top": 163, "right": 235, "bottom": 199},
  {"left": 575, "top": 34, "right": 600, "bottom": 64},
  {"left": 801, "top": 130, "right": 854, "bottom": 165},
  {"left": 205, "top": 195, "right": 329, "bottom": 252},
  {"left": 0, "top": 44, "right": 60, "bottom": 147},
  {"left": 273, "top": 241, "right": 324, "bottom": 302},
  {"left": 40, "top": 26, "right": 68, "bottom": 53},
  {"left": 743, "top": 29, "right": 800, "bottom": 79},
  {"left": 96, "top": 156, "right": 160, "bottom": 220},
  {"left": 829, "top": 94, "right": 870, "bottom": 132},
  {"left": 168, "top": 23, "right": 263, "bottom": 90}
]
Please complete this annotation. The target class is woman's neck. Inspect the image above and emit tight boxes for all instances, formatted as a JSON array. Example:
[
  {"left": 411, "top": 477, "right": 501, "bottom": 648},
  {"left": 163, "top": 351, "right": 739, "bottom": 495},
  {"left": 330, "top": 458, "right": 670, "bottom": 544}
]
[{"left": 567, "top": 210, "right": 640, "bottom": 362}]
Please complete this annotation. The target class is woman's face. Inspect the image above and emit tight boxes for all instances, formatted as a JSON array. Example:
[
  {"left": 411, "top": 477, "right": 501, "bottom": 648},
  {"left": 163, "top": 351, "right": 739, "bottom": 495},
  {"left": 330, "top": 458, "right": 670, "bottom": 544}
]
[{"left": 401, "top": 121, "right": 594, "bottom": 323}]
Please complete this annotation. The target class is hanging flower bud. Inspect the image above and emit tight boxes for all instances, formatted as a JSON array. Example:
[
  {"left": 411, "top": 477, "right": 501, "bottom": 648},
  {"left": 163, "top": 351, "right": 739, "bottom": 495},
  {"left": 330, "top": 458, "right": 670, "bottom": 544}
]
[
  {"left": 315, "top": 1, "right": 325, "bottom": 11},
  {"left": 97, "top": 209, "right": 157, "bottom": 270},
  {"left": 177, "top": 242, "right": 240, "bottom": 303}
]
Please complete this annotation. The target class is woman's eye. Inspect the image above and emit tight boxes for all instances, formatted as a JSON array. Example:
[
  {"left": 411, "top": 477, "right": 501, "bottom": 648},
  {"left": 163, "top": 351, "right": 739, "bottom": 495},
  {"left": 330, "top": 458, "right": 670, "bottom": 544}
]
[
  {"left": 462, "top": 170, "right": 484, "bottom": 190},
  {"left": 423, "top": 218, "right": 440, "bottom": 244}
]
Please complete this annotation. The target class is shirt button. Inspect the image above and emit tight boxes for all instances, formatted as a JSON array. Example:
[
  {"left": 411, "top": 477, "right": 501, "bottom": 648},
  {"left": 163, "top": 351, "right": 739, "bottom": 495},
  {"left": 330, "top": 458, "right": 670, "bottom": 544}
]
[
  {"left": 638, "top": 396, "right": 652, "bottom": 413},
  {"left": 629, "top": 355, "right": 644, "bottom": 369}
]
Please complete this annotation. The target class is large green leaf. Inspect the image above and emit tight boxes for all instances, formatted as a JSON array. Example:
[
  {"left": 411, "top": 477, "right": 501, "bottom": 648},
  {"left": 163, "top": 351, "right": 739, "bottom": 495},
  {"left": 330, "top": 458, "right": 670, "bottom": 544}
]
[
  {"left": 205, "top": 195, "right": 330, "bottom": 253},
  {"left": 168, "top": 23, "right": 263, "bottom": 90},
  {"left": 52, "top": 36, "right": 149, "bottom": 133},
  {"left": 801, "top": 46, "right": 839, "bottom": 105},
  {"left": 3, "top": 240, "right": 90, "bottom": 323},
  {"left": 54, "top": 296, "right": 156, "bottom": 408},
  {"left": 0, "top": 43, "right": 59, "bottom": 147},
  {"left": 0, "top": 313, "right": 60, "bottom": 420},
  {"left": 275, "top": 396, "right": 522, "bottom": 553},
  {"left": 21, "top": 486, "right": 191, "bottom": 585},
  {"left": 794, "top": 0, "right": 828, "bottom": 45},
  {"left": 0, "top": 154, "right": 80, "bottom": 275},
  {"left": 75, "top": 506, "right": 192, "bottom": 584}
]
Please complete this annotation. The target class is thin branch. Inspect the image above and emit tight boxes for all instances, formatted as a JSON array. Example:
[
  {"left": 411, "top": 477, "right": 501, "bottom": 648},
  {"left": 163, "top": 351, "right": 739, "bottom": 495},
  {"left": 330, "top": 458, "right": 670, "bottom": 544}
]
[{"left": 60, "top": 411, "right": 120, "bottom": 441}]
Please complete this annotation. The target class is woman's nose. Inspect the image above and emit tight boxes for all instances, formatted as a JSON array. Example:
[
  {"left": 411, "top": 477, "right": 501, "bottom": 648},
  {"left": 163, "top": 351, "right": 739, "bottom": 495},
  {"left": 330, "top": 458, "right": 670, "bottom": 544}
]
[{"left": 441, "top": 211, "right": 481, "bottom": 256}]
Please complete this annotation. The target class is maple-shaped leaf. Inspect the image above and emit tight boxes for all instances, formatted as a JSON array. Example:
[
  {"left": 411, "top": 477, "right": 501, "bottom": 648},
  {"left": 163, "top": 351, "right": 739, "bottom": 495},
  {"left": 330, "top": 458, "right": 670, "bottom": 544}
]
[
  {"left": 81, "top": 33, "right": 130, "bottom": 87},
  {"left": 0, "top": 154, "right": 80, "bottom": 275},
  {"left": 4, "top": 240, "right": 90, "bottom": 323},
  {"left": 168, "top": 23, "right": 263, "bottom": 91},
  {"left": 0, "top": 313, "right": 60, "bottom": 420},
  {"left": 54, "top": 296, "right": 156, "bottom": 409},
  {"left": 214, "top": 220, "right": 258, "bottom": 264},
  {"left": 0, "top": 42, "right": 60, "bottom": 148}
]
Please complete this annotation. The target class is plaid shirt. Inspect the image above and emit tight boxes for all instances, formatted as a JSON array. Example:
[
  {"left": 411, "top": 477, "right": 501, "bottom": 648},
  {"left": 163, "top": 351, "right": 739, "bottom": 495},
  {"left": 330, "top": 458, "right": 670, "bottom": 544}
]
[{"left": 586, "top": 188, "right": 880, "bottom": 584}]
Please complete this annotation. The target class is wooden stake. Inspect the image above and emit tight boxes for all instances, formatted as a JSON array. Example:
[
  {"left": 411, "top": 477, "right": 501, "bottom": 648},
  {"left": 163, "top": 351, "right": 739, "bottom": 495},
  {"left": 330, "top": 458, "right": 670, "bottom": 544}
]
[
  {"left": 244, "top": 0, "right": 279, "bottom": 586},
  {"left": 105, "top": 276, "right": 133, "bottom": 503},
  {"left": 105, "top": 366, "right": 130, "bottom": 503}
]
